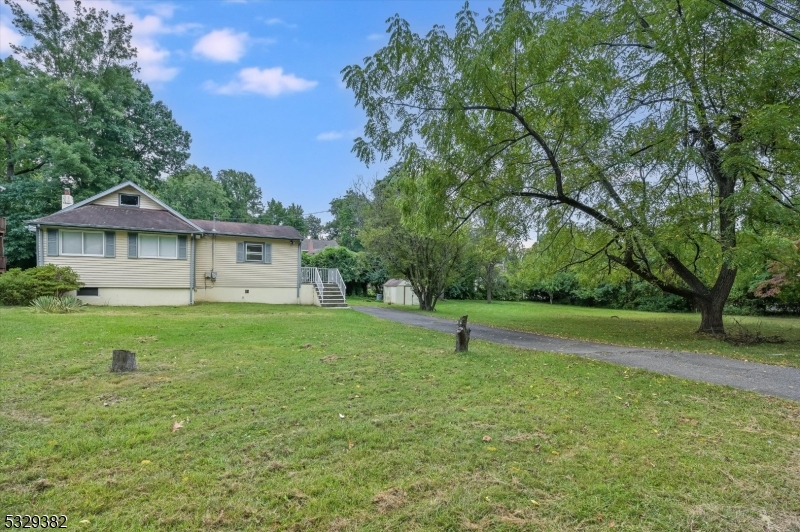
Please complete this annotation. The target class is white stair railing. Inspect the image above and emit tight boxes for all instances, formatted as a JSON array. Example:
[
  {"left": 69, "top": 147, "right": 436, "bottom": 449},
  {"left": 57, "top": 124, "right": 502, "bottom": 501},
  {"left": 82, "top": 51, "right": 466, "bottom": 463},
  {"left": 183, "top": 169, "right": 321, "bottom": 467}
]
[
  {"left": 300, "top": 267, "right": 346, "bottom": 306},
  {"left": 327, "top": 268, "right": 346, "bottom": 302}
]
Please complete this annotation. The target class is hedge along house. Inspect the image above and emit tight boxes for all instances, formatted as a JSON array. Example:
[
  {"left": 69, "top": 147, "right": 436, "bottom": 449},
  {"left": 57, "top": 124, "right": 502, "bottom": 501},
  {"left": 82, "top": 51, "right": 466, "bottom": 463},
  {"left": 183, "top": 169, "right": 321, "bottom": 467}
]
[{"left": 28, "top": 181, "right": 341, "bottom": 307}]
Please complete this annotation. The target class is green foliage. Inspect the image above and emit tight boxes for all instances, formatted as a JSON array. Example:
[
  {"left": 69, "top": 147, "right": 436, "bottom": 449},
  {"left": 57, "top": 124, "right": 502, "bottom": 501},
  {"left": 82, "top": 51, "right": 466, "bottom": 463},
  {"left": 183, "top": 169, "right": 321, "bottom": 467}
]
[
  {"left": 0, "top": 268, "right": 36, "bottom": 305},
  {"left": 216, "top": 169, "right": 263, "bottom": 222},
  {"left": 0, "top": 264, "right": 82, "bottom": 305},
  {"left": 0, "top": 178, "right": 62, "bottom": 268},
  {"left": 29, "top": 295, "right": 61, "bottom": 313},
  {"left": 344, "top": 0, "right": 800, "bottom": 332},
  {"left": 361, "top": 177, "right": 467, "bottom": 310},
  {"left": 158, "top": 166, "right": 231, "bottom": 221},
  {"left": 29, "top": 294, "right": 85, "bottom": 313},
  {"left": 258, "top": 199, "right": 311, "bottom": 235},
  {"left": 302, "top": 246, "right": 388, "bottom": 295},
  {"left": 2, "top": 0, "right": 190, "bottom": 192},
  {"left": 305, "top": 214, "right": 323, "bottom": 239},
  {"left": 325, "top": 188, "right": 369, "bottom": 251}
]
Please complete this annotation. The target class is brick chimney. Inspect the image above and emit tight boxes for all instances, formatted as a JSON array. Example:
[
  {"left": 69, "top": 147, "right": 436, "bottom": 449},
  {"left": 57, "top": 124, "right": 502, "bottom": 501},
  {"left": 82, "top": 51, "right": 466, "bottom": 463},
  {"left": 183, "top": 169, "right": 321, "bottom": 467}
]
[
  {"left": 308, "top": 239, "right": 313, "bottom": 254},
  {"left": 61, "top": 188, "right": 73, "bottom": 210}
]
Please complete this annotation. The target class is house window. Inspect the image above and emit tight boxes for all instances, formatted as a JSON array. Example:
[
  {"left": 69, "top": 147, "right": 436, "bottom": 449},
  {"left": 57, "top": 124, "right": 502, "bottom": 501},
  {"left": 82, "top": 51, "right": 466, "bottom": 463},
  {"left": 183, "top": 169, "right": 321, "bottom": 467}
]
[
  {"left": 61, "top": 231, "right": 104, "bottom": 256},
  {"left": 139, "top": 234, "right": 177, "bottom": 259},
  {"left": 246, "top": 243, "right": 264, "bottom": 262},
  {"left": 119, "top": 194, "right": 140, "bottom": 207},
  {"left": 77, "top": 287, "right": 99, "bottom": 296}
]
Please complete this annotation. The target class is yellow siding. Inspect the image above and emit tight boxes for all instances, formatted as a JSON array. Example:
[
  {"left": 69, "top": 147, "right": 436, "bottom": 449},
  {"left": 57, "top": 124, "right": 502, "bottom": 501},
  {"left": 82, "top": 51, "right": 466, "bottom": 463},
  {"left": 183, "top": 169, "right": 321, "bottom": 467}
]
[
  {"left": 44, "top": 229, "right": 190, "bottom": 288},
  {"left": 195, "top": 235, "right": 299, "bottom": 289},
  {"left": 91, "top": 186, "right": 163, "bottom": 210}
]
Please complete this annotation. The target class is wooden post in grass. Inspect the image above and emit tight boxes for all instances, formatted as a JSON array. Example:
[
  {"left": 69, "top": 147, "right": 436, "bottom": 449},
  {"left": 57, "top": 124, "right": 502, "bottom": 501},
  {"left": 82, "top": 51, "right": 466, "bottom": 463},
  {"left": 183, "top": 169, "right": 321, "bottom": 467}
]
[
  {"left": 455, "top": 315, "right": 470, "bottom": 352},
  {"left": 111, "top": 350, "right": 137, "bottom": 372}
]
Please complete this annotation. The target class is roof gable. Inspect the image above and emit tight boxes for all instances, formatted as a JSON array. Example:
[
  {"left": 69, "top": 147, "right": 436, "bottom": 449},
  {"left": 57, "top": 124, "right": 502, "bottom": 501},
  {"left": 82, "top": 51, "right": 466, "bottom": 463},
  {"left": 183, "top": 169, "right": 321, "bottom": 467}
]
[{"left": 63, "top": 181, "right": 201, "bottom": 231}]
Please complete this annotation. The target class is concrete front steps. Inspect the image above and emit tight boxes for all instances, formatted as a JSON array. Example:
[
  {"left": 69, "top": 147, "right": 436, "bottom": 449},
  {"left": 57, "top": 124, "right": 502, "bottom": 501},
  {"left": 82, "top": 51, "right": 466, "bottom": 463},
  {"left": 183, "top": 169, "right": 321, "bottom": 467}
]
[{"left": 316, "top": 282, "right": 348, "bottom": 308}]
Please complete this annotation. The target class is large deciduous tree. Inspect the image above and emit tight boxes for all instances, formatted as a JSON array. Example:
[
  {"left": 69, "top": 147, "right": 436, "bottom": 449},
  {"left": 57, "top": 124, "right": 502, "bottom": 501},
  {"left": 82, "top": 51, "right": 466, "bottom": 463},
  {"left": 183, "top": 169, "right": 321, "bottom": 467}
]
[
  {"left": 326, "top": 188, "right": 370, "bottom": 251},
  {"left": 216, "top": 169, "right": 263, "bottom": 222},
  {"left": 344, "top": 0, "right": 800, "bottom": 334},
  {"left": 158, "top": 165, "right": 232, "bottom": 220},
  {"left": 361, "top": 178, "right": 466, "bottom": 311},
  {"left": 2, "top": 0, "right": 190, "bottom": 193}
]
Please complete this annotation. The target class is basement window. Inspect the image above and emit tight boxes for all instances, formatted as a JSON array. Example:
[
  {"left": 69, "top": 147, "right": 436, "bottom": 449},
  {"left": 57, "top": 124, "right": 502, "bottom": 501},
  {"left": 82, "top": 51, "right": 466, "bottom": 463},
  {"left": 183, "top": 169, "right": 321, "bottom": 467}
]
[
  {"left": 77, "top": 287, "right": 99, "bottom": 296},
  {"left": 119, "top": 193, "right": 140, "bottom": 207}
]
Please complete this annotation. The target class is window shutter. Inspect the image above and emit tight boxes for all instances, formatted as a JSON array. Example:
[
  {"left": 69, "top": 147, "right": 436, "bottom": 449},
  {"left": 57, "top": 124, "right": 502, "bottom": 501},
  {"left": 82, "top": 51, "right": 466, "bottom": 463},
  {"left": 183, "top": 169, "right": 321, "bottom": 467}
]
[
  {"left": 104, "top": 232, "right": 116, "bottom": 258},
  {"left": 47, "top": 228, "right": 59, "bottom": 256},
  {"left": 236, "top": 242, "right": 245, "bottom": 263},
  {"left": 128, "top": 233, "right": 138, "bottom": 258},
  {"left": 263, "top": 243, "right": 272, "bottom": 264},
  {"left": 177, "top": 235, "right": 188, "bottom": 260}
]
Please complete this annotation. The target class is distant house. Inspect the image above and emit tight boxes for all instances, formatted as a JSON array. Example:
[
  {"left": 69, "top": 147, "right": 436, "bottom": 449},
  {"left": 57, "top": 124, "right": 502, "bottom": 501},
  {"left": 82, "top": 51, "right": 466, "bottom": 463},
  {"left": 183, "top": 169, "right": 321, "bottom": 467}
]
[
  {"left": 301, "top": 239, "right": 338, "bottom": 255},
  {"left": 383, "top": 279, "right": 418, "bottom": 306},
  {"left": 28, "top": 181, "right": 346, "bottom": 307}
]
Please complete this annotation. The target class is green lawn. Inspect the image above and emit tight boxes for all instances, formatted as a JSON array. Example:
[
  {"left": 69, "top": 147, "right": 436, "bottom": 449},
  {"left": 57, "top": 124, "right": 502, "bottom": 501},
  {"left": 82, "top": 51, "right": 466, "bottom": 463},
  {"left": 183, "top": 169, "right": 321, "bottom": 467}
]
[
  {"left": 1, "top": 304, "right": 799, "bottom": 531},
  {"left": 381, "top": 300, "right": 800, "bottom": 368}
]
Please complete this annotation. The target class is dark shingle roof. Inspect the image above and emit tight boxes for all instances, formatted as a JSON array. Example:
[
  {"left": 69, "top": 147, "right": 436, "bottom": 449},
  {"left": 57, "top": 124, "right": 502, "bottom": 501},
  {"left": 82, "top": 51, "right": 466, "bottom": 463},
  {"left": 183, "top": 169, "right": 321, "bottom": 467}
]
[
  {"left": 301, "top": 239, "right": 338, "bottom": 253},
  {"left": 31, "top": 205, "right": 198, "bottom": 233},
  {"left": 191, "top": 219, "right": 302, "bottom": 240}
]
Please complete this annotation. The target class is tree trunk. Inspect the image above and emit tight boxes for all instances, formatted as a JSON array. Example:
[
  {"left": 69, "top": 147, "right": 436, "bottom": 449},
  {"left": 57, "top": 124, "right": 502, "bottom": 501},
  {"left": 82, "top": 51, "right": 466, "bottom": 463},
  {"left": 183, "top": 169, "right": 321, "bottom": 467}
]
[
  {"left": 485, "top": 264, "right": 494, "bottom": 304},
  {"left": 697, "top": 297, "right": 726, "bottom": 335},
  {"left": 455, "top": 315, "right": 470, "bottom": 352},
  {"left": 111, "top": 350, "right": 137, "bottom": 372},
  {"left": 549, "top": 292, "right": 553, "bottom": 304}
]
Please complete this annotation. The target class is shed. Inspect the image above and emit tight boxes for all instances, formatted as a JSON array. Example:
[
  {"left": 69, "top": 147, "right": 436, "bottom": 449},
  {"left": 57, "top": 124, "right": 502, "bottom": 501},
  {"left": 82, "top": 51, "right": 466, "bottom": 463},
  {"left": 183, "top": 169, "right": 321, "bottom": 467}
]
[{"left": 383, "top": 279, "right": 418, "bottom": 306}]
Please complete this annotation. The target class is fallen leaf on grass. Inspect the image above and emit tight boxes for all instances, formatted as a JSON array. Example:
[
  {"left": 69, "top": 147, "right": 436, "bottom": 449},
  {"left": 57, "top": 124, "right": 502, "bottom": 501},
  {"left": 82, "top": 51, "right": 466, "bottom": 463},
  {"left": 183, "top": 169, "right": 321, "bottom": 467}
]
[
  {"left": 482, "top": 435, "right": 492, "bottom": 442},
  {"left": 339, "top": 413, "right": 345, "bottom": 418},
  {"left": 172, "top": 420, "right": 184, "bottom": 432},
  {"left": 141, "top": 460, "right": 152, "bottom": 465}
]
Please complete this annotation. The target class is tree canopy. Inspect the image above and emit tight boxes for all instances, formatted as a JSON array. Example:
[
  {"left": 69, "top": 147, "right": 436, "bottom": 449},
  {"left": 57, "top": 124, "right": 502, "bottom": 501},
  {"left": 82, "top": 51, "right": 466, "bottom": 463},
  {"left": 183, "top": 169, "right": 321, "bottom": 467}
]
[
  {"left": 2, "top": 0, "right": 190, "bottom": 193},
  {"left": 344, "top": 0, "right": 800, "bottom": 333}
]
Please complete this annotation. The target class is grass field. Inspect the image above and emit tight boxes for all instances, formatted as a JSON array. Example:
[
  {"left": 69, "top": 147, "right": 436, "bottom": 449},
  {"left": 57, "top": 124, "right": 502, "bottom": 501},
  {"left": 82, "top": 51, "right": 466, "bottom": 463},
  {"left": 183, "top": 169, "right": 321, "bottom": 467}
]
[
  {"left": 374, "top": 299, "right": 800, "bottom": 368},
  {"left": 1, "top": 304, "right": 799, "bottom": 531}
]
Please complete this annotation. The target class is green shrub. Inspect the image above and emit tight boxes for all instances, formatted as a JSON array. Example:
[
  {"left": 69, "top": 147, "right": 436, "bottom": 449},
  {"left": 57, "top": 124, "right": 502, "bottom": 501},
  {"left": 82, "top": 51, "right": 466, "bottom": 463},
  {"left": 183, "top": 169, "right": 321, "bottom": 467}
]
[
  {"left": 30, "top": 295, "right": 86, "bottom": 314},
  {"left": 0, "top": 268, "right": 37, "bottom": 305},
  {"left": 0, "top": 265, "right": 82, "bottom": 306}
]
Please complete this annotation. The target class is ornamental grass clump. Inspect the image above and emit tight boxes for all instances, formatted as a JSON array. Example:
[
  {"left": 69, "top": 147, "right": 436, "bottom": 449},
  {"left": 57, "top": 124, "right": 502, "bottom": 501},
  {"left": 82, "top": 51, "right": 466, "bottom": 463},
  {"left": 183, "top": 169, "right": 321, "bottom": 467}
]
[{"left": 30, "top": 295, "right": 86, "bottom": 314}]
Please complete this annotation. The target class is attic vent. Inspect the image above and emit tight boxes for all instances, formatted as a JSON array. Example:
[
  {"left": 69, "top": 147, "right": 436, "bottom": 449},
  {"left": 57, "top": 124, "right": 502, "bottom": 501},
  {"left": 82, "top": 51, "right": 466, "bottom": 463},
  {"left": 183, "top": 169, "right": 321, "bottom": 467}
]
[{"left": 119, "top": 194, "right": 140, "bottom": 207}]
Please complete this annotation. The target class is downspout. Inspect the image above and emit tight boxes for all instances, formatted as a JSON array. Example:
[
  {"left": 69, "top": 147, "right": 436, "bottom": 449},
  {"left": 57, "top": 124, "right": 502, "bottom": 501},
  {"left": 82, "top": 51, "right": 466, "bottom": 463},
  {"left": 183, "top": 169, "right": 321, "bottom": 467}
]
[
  {"left": 36, "top": 225, "right": 43, "bottom": 266},
  {"left": 189, "top": 234, "right": 195, "bottom": 305},
  {"left": 296, "top": 241, "right": 301, "bottom": 301}
]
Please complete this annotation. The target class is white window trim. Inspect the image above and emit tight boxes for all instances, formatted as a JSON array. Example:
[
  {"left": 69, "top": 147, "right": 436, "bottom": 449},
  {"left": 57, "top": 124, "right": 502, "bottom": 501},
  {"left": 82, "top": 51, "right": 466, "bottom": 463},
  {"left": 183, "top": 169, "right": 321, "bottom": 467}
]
[
  {"left": 245, "top": 242, "right": 264, "bottom": 262},
  {"left": 138, "top": 233, "right": 178, "bottom": 260},
  {"left": 60, "top": 230, "right": 105, "bottom": 257},
  {"left": 119, "top": 193, "right": 140, "bottom": 207}
]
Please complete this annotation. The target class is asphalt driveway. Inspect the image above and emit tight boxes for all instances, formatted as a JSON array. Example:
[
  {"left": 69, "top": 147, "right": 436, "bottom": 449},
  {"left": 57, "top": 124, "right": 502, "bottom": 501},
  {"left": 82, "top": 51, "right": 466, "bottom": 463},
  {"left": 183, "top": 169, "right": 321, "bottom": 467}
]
[{"left": 352, "top": 305, "right": 800, "bottom": 402}]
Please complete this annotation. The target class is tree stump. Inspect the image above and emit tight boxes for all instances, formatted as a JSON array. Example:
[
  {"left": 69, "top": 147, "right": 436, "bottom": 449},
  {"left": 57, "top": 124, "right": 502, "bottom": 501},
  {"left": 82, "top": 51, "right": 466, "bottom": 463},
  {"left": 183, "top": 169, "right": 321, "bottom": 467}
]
[
  {"left": 111, "top": 350, "right": 137, "bottom": 372},
  {"left": 455, "top": 315, "right": 471, "bottom": 352}
]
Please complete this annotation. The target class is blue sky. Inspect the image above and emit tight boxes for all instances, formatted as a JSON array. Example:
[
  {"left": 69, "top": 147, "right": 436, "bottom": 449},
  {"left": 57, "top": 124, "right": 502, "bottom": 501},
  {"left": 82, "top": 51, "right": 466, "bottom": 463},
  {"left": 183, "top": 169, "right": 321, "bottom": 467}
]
[{"left": 1, "top": 0, "right": 503, "bottom": 222}]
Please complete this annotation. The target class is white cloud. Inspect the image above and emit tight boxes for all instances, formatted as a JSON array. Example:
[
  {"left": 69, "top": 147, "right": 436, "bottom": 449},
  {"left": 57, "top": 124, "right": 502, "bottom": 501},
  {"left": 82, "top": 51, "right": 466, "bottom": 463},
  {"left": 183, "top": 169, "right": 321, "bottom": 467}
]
[
  {"left": 316, "top": 129, "right": 358, "bottom": 141},
  {"left": 264, "top": 17, "right": 297, "bottom": 28},
  {"left": 205, "top": 67, "right": 317, "bottom": 97},
  {"left": 0, "top": 21, "right": 24, "bottom": 55},
  {"left": 367, "top": 33, "right": 385, "bottom": 41},
  {"left": 193, "top": 28, "right": 248, "bottom": 62},
  {"left": 317, "top": 131, "right": 344, "bottom": 141}
]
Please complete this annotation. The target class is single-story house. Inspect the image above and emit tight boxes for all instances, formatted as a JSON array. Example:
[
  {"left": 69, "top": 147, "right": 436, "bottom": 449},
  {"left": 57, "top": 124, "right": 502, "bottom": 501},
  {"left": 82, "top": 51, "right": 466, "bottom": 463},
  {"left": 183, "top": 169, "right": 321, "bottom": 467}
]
[
  {"left": 28, "top": 181, "right": 344, "bottom": 307},
  {"left": 383, "top": 279, "right": 419, "bottom": 306},
  {"left": 301, "top": 239, "right": 338, "bottom": 255}
]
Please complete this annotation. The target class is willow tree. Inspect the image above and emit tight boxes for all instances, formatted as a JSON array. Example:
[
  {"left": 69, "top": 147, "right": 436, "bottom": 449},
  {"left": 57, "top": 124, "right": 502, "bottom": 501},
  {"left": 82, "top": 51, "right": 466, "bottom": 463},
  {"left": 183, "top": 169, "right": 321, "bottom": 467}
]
[{"left": 343, "top": 0, "right": 800, "bottom": 334}]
